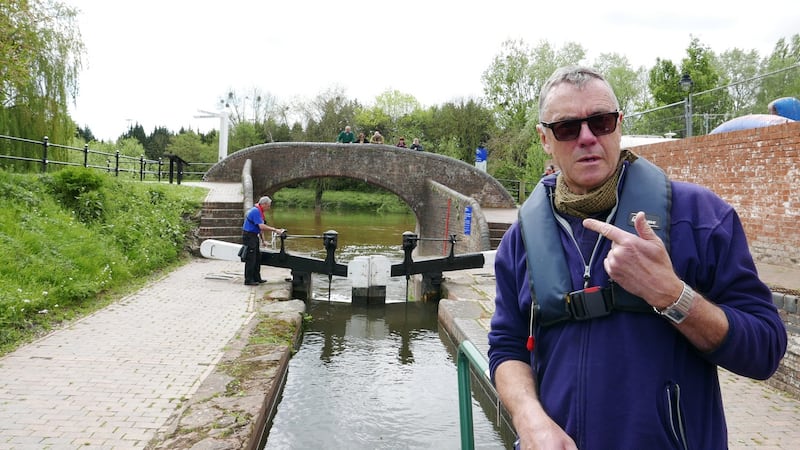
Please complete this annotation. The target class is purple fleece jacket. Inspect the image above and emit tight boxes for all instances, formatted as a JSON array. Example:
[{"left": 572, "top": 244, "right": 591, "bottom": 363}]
[{"left": 488, "top": 174, "right": 787, "bottom": 449}]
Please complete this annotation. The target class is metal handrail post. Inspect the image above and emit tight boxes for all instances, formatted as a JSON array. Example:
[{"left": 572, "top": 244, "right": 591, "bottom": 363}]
[
  {"left": 457, "top": 340, "right": 490, "bottom": 450},
  {"left": 41, "top": 136, "right": 49, "bottom": 172}
]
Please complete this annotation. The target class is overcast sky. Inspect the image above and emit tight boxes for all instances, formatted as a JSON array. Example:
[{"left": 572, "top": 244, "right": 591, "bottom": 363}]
[{"left": 66, "top": 0, "right": 799, "bottom": 141}]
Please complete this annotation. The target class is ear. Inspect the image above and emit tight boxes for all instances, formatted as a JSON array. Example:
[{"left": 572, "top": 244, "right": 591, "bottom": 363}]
[{"left": 537, "top": 124, "right": 553, "bottom": 155}]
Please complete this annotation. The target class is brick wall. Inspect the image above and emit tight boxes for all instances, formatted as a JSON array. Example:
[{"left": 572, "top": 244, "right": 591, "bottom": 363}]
[
  {"left": 632, "top": 121, "right": 800, "bottom": 269},
  {"left": 632, "top": 122, "right": 800, "bottom": 397}
]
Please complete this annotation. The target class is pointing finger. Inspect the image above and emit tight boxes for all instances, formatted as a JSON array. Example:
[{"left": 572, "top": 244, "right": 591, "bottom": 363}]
[{"left": 583, "top": 218, "right": 626, "bottom": 243}]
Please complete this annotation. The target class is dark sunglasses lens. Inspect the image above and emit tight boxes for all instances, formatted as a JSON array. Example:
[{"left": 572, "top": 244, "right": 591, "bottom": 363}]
[
  {"left": 552, "top": 121, "right": 582, "bottom": 140},
  {"left": 587, "top": 113, "right": 618, "bottom": 136}
]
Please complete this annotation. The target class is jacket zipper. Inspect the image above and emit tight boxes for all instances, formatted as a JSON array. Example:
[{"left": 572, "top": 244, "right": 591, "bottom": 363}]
[{"left": 665, "top": 382, "right": 689, "bottom": 450}]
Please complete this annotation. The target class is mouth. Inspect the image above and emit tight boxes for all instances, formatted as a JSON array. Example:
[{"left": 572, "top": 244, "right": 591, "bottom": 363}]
[{"left": 577, "top": 155, "right": 602, "bottom": 163}]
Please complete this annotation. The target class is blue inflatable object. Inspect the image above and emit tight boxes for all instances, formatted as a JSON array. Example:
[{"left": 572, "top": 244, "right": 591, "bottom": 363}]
[
  {"left": 709, "top": 114, "right": 793, "bottom": 134},
  {"left": 768, "top": 97, "right": 800, "bottom": 121}
]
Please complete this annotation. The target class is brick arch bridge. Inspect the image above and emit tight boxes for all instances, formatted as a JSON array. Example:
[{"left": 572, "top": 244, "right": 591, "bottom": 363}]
[{"left": 203, "top": 142, "right": 516, "bottom": 255}]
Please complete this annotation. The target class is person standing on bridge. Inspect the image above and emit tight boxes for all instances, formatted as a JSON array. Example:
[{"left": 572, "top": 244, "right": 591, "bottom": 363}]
[
  {"left": 370, "top": 130, "right": 384, "bottom": 144},
  {"left": 337, "top": 125, "right": 355, "bottom": 143},
  {"left": 409, "top": 138, "right": 424, "bottom": 151},
  {"left": 488, "top": 65, "right": 786, "bottom": 449},
  {"left": 242, "top": 196, "right": 285, "bottom": 286}
]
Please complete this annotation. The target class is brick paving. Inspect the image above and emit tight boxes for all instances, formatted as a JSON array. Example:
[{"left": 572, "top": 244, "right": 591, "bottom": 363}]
[{"left": 0, "top": 258, "right": 291, "bottom": 449}]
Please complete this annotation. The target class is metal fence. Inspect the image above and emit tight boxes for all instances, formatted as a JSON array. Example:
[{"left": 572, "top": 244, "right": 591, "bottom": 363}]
[
  {"left": 623, "top": 63, "right": 800, "bottom": 138},
  {"left": 496, "top": 178, "right": 536, "bottom": 204},
  {"left": 0, "top": 134, "right": 213, "bottom": 183}
]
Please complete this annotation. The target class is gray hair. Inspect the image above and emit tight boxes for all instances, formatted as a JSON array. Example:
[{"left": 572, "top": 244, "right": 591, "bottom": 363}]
[
  {"left": 258, "top": 196, "right": 272, "bottom": 205},
  {"left": 538, "top": 66, "right": 620, "bottom": 120}
]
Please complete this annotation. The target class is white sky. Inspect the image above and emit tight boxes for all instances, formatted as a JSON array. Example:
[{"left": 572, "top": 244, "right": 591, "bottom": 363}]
[{"left": 66, "top": 0, "right": 799, "bottom": 141}]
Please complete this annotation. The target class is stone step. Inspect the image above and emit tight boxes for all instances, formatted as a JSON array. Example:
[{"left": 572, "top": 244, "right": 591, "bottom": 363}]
[
  {"left": 200, "top": 217, "right": 243, "bottom": 227},
  {"left": 199, "top": 226, "right": 243, "bottom": 237},
  {"left": 202, "top": 201, "right": 243, "bottom": 210},
  {"left": 488, "top": 222, "right": 511, "bottom": 250},
  {"left": 201, "top": 208, "right": 244, "bottom": 219}
]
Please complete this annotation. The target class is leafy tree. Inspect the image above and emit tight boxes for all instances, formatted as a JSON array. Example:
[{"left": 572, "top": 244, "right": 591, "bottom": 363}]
[
  {"left": 229, "top": 121, "right": 261, "bottom": 151},
  {"left": 756, "top": 34, "right": 800, "bottom": 112},
  {"left": 167, "top": 131, "right": 216, "bottom": 163},
  {"left": 481, "top": 39, "right": 538, "bottom": 130},
  {"left": 76, "top": 125, "right": 95, "bottom": 143},
  {"left": 261, "top": 118, "right": 292, "bottom": 143},
  {"left": 0, "top": 0, "right": 84, "bottom": 164},
  {"left": 375, "top": 90, "right": 419, "bottom": 118},
  {"left": 716, "top": 48, "right": 761, "bottom": 116},
  {"left": 145, "top": 126, "right": 172, "bottom": 160},
  {"left": 123, "top": 123, "right": 148, "bottom": 148},
  {"left": 681, "top": 37, "right": 731, "bottom": 135},
  {"left": 427, "top": 99, "right": 496, "bottom": 163},
  {"left": 594, "top": 54, "right": 647, "bottom": 116},
  {"left": 482, "top": 39, "right": 585, "bottom": 131},
  {"left": 299, "top": 87, "right": 357, "bottom": 142},
  {"left": 354, "top": 105, "right": 392, "bottom": 140}
]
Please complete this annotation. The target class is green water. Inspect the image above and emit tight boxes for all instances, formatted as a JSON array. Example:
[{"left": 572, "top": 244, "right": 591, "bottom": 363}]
[{"left": 266, "top": 208, "right": 417, "bottom": 257}]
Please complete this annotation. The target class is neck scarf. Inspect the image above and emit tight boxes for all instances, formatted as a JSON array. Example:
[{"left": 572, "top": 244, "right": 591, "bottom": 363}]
[{"left": 554, "top": 150, "right": 638, "bottom": 219}]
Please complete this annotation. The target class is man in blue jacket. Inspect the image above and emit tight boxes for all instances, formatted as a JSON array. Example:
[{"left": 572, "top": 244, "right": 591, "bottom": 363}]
[
  {"left": 488, "top": 66, "right": 787, "bottom": 449},
  {"left": 242, "top": 196, "right": 284, "bottom": 285}
]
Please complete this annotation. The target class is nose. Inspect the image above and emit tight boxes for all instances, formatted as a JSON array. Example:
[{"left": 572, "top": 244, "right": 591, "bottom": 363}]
[{"left": 577, "top": 121, "right": 598, "bottom": 142}]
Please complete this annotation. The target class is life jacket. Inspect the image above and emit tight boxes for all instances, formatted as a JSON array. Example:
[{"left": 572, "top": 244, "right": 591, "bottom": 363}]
[{"left": 519, "top": 158, "right": 671, "bottom": 327}]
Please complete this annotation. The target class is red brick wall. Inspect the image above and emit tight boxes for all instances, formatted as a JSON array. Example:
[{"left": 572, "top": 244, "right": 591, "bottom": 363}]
[{"left": 632, "top": 121, "right": 800, "bottom": 268}]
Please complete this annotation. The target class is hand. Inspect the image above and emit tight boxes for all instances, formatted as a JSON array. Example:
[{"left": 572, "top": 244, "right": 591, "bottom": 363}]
[
  {"left": 583, "top": 211, "right": 683, "bottom": 309},
  {"left": 515, "top": 416, "right": 577, "bottom": 450}
]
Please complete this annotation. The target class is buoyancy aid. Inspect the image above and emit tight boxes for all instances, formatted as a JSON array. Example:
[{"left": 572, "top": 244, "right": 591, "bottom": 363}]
[{"left": 519, "top": 157, "right": 672, "bottom": 327}]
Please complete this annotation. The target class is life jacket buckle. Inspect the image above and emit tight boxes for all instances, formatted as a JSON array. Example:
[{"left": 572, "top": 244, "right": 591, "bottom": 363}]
[{"left": 565, "top": 286, "right": 613, "bottom": 320}]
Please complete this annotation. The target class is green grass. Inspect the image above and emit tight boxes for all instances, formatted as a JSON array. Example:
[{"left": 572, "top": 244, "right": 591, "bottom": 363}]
[
  {"left": 0, "top": 168, "right": 208, "bottom": 355},
  {"left": 0, "top": 170, "right": 411, "bottom": 356},
  {"left": 274, "top": 187, "right": 412, "bottom": 214}
]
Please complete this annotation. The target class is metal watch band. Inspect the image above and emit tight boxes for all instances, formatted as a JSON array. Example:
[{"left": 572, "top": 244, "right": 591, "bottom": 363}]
[{"left": 654, "top": 282, "right": 696, "bottom": 324}]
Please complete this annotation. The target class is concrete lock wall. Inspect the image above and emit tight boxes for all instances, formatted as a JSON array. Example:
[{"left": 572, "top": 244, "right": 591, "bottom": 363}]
[{"left": 416, "top": 180, "right": 488, "bottom": 256}]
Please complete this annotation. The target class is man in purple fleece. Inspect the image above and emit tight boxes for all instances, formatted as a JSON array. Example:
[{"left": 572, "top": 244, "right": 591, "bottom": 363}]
[{"left": 488, "top": 66, "right": 787, "bottom": 450}]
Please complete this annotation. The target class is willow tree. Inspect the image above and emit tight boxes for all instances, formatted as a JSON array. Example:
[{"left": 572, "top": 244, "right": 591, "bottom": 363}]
[{"left": 0, "top": 0, "right": 84, "bottom": 168}]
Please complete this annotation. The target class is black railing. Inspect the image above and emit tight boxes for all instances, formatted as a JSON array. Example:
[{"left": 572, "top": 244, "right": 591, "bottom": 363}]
[{"left": 0, "top": 134, "right": 207, "bottom": 184}]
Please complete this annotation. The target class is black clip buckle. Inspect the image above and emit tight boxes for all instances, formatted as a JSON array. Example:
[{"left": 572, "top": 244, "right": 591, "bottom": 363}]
[{"left": 565, "top": 286, "right": 613, "bottom": 320}]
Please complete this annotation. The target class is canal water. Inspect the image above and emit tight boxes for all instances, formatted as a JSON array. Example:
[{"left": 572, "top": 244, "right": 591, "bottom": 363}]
[{"left": 261, "top": 209, "right": 513, "bottom": 448}]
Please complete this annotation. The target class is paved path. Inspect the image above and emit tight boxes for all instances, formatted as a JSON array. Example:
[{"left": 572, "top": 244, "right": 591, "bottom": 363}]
[{"left": 0, "top": 259, "right": 291, "bottom": 449}]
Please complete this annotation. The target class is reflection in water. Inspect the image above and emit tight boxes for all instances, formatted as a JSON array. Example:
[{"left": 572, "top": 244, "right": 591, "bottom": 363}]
[
  {"left": 264, "top": 301, "right": 509, "bottom": 449},
  {"left": 259, "top": 209, "right": 511, "bottom": 448}
]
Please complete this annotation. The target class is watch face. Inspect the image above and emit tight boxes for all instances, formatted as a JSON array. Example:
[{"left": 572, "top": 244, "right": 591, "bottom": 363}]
[{"left": 665, "top": 308, "right": 687, "bottom": 323}]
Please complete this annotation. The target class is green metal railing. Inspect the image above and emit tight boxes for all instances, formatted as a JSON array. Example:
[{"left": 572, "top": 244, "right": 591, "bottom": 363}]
[{"left": 457, "top": 340, "right": 491, "bottom": 450}]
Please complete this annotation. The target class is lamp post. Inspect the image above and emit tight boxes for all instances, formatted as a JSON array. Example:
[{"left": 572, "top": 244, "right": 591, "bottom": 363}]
[{"left": 680, "top": 73, "right": 694, "bottom": 138}]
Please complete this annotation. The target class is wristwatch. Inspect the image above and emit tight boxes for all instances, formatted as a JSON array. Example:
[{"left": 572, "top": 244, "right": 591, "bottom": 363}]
[{"left": 654, "top": 282, "right": 696, "bottom": 324}]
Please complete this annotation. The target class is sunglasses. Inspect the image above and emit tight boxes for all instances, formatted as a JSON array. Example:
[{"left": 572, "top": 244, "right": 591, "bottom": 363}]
[{"left": 540, "top": 111, "right": 620, "bottom": 141}]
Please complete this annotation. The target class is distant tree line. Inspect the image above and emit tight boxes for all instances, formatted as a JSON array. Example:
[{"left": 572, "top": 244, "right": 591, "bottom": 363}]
[{"left": 2, "top": 1, "right": 798, "bottom": 189}]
